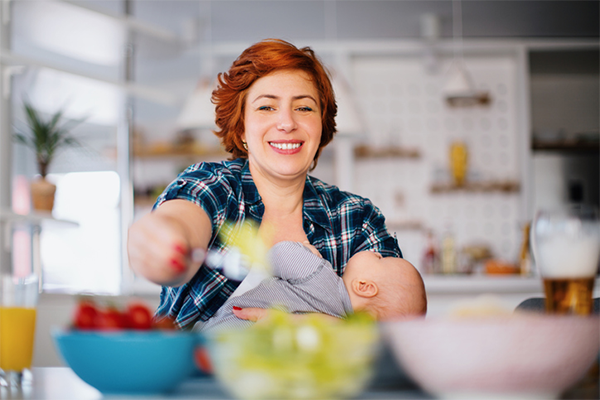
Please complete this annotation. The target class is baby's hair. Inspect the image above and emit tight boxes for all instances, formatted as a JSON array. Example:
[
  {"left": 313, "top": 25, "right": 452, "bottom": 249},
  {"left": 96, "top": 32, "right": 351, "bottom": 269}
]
[{"left": 364, "top": 258, "right": 427, "bottom": 320}]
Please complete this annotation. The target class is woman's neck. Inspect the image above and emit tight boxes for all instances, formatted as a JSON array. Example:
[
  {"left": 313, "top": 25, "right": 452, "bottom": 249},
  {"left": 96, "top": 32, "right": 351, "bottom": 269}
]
[
  {"left": 249, "top": 162, "right": 306, "bottom": 214},
  {"left": 249, "top": 162, "right": 308, "bottom": 245}
]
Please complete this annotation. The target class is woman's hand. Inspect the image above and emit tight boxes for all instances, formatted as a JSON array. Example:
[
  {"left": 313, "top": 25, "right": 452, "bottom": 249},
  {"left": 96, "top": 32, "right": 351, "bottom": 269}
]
[
  {"left": 232, "top": 307, "right": 268, "bottom": 322},
  {"left": 127, "top": 200, "right": 212, "bottom": 286},
  {"left": 127, "top": 212, "right": 192, "bottom": 286}
]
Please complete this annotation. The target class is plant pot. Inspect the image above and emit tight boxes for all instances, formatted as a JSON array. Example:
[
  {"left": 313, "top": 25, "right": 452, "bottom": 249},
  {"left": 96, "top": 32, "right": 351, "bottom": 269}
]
[{"left": 30, "top": 178, "right": 56, "bottom": 212}]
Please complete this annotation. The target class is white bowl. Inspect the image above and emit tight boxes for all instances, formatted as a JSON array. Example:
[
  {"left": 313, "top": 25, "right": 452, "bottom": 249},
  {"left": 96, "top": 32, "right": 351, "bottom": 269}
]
[{"left": 382, "top": 315, "right": 599, "bottom": 399}]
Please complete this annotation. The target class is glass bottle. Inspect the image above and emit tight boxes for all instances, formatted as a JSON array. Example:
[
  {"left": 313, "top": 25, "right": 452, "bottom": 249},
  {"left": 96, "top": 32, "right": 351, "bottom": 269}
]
[
  {"left": 519, "top": 222, "right": 532, "bottom": 276},
  {"left": 421, "top": 230, "right": 439, "bottom": 274},
  {"left": 441, "top": 226, "right": 456, "bottom": 274}
]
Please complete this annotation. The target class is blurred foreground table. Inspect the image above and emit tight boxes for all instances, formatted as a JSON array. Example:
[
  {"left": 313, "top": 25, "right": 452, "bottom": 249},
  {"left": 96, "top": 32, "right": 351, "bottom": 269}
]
[
  {"left": 1, "top": 368, "right": 430, "bottom": 400},
  {"left": 0, "top": 367, "right": 600, "bottom": 400}
]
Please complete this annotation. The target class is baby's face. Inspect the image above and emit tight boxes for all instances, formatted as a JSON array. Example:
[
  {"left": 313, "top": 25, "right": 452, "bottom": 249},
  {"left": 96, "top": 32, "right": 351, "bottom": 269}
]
[{"left": 345, "top": 251, "right": 395, "bottom": 275}]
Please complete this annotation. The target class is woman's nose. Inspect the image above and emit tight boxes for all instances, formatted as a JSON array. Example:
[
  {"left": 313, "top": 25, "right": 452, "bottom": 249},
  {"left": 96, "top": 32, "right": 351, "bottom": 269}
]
[{"left": 277, "top": 108, "right": 297, "bottom": 132}]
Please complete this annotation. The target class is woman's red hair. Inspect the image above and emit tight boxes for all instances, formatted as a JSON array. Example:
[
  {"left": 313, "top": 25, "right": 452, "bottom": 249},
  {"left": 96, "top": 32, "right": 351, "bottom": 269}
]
[{"left": 212, "top": 38, "right": 337, "bottom": 169}]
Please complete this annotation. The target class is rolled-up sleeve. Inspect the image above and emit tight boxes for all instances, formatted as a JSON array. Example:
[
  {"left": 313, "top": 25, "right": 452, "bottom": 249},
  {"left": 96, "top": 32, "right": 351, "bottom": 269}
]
[
  {"left": 151, "top": 162, "right": 245, "bottom": 329},
  {"left": 154, "top": 166, "right": 237, "bottom": 238}
]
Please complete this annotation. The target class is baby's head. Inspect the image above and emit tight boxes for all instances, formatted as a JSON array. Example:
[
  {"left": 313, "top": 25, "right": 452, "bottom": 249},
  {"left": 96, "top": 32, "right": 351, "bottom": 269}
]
[{"left": 342, "top": 251, "right": 427, "bottom": 320}]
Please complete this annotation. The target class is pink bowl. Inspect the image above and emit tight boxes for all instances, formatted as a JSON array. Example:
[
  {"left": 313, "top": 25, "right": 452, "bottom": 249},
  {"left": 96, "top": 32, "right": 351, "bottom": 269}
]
[{"left": 382, "top": 315, "right": 599, "bottom": 399}]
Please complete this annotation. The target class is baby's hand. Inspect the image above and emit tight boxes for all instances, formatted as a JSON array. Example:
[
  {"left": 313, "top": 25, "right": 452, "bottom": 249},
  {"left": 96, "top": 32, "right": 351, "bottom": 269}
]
[{"left": 302, "top": 241, "right": 322, "bottom": 258}]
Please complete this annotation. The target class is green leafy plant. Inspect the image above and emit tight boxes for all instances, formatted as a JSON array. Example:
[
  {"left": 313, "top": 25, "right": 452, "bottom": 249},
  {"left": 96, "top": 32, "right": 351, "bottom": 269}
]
[{"left": 13, "top": 101, "right": 84, "bottom": 178}]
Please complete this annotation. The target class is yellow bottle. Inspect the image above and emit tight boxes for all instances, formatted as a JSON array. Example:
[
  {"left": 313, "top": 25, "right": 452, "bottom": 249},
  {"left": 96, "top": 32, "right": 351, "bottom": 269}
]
[{"left": 450, "top": 141, "right": 469, "bottom": 186}]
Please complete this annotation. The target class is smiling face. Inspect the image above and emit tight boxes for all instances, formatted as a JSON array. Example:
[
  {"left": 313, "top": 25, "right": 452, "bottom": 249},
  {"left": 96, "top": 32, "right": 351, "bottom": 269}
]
[{"left": 243, "top": 69, "right": 322, "bottom": 184}]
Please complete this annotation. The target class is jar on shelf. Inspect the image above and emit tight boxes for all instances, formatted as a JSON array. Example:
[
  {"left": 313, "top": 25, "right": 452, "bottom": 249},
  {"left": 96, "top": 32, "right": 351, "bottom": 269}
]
[{"left": 449, "top": 140, "right": 469, "bottom": 187}]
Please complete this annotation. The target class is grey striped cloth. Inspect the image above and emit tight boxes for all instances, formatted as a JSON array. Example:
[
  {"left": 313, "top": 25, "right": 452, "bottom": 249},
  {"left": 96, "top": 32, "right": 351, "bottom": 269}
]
[{"left": 197, "top": 241, "right": 353, "bottom": 333}]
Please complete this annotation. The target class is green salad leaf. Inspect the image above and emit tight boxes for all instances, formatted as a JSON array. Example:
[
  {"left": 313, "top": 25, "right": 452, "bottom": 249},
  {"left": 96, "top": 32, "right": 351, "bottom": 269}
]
[{"left": 210, "top": 311, "right": 379, "bottom": 400}]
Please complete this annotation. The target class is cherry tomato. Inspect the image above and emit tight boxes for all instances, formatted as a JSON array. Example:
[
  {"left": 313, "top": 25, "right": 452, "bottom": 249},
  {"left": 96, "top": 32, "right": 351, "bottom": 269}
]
[
  {"left": 96, "top": 307, "right": 127, "bottom": 331},
  {"left": 73, "top": 301, "right": 99, "bottom": 330},
  {"left": 126, "top": 302, "right": 153, "bottom": 330},
  {"left": 152, "top": 315, "right": 177, "bottom": 330}
]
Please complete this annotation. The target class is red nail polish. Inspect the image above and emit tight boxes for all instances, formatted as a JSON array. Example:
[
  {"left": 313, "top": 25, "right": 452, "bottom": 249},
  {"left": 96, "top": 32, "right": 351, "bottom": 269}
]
[
  {"left": 170, "top": 258, "right": 185, "bottom": 273},
  {"left": 174, "top": 244, "right": 186, "bottom": 255},
  {"left": 232, "top": 306, "right": 242, "bottom": 311}
]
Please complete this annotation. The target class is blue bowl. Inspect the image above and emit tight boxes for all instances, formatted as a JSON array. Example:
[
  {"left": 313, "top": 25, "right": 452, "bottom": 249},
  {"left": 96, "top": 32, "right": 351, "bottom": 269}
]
[{"left": 52, "top": 329, "right": 199, "bottom": 395}]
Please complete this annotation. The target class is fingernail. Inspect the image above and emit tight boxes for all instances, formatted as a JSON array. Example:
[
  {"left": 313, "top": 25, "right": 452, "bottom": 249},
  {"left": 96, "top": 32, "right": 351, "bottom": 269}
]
[
  {"left": 174, "top": 244, "right": 187, "bottom": 255},
  {"left": 232, "top": 306, "right": 242, "bottom": 311},
  {"left": 170, "top": 258, "right": 185, "bottom": 273}
]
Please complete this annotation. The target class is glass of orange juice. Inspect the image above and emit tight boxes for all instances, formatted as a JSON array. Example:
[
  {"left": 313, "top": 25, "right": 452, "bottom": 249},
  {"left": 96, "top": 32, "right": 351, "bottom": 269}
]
[{"left": 0, "top": 274, "right": 39, "bottom": 387}]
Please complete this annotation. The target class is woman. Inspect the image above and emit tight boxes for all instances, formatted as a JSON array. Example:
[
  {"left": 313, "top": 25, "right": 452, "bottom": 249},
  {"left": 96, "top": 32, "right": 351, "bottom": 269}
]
[{"left": 127, "top": 39, "right": 401, "bottom": 329}]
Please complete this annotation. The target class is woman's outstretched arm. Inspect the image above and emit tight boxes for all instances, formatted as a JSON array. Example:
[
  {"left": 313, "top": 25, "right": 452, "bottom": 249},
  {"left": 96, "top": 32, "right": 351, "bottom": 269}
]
[{"left": 127, "top": 199, "right": 212, "bottom": 287}]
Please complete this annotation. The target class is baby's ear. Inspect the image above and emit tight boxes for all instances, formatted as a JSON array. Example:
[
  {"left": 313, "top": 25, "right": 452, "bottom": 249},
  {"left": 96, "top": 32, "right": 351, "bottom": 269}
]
[{"left": 351, "top": 279, "right": 378, "bottom": 298}]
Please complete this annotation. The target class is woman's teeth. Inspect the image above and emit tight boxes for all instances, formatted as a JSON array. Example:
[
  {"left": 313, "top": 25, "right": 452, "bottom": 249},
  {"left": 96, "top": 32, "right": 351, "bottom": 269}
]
[{"left": 270, "top": 142, "right": 301, "bottom": 150}]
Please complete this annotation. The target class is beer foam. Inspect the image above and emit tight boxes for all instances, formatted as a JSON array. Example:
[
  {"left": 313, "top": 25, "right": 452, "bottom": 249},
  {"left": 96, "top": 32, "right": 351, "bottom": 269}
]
[{"left": 536, "top": 234, "right": 600, "bottom": 278}]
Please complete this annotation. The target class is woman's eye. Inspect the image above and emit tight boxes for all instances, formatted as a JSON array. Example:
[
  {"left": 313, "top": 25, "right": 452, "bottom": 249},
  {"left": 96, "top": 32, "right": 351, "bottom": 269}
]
[
  {"left": 258, "top": 105, "right": 275, "bottom": 111},
  {"left": 296, "top": 106, "right": 314, "bottom": 112}
]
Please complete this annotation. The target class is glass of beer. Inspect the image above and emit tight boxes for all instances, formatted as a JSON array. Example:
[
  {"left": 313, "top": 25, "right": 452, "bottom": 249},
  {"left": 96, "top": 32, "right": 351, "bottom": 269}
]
[
  {"left": 531, "top": 207, "right": 600, "bottom": 315},
  {"left": 0, "top": 274, "right": 39, "bottom": 387}
]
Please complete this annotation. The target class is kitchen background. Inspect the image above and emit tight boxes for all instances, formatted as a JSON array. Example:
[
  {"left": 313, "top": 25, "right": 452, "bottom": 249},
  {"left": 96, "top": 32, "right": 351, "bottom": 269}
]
[{"left": 0, "top": 0, "right": 597, "bottom": 366}]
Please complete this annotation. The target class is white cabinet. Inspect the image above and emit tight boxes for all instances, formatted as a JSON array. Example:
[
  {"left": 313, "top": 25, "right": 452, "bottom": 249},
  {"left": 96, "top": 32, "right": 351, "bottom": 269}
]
[{"left": 529, "top": 48, "right": 599, "bottom": 213}]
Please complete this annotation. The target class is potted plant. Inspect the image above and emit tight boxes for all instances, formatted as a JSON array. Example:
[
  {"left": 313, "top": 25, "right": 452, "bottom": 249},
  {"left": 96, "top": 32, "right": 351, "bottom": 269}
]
[{"left": 13, "top": 101, "right": 84, "bottom": 212}]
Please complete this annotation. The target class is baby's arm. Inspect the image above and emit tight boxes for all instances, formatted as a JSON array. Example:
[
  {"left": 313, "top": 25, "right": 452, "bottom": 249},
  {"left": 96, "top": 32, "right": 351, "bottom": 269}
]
[
  {"left": 301, "top": 241, "right": 322, "bottom": 258},
  {"left": 270, "top": 241, "right": 330, "bottom": 281}
]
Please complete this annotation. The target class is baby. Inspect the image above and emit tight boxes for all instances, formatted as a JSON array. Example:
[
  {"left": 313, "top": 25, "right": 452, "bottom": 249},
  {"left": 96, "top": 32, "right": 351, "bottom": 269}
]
[{"left": 197, "top": 241, "right": 426, "bottom": 333}]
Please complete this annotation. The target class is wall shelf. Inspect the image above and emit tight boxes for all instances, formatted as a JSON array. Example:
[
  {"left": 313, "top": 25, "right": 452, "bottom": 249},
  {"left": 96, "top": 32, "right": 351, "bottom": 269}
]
[
  {"left": 354, "top": 145, "right": 421, "bottom": 159},
  {"left": 386, "top": 219, "right": 424, "bottom": 231},
  {"left": 133, "top": 143, "right": 227, "bottom": 159},
  {"left": 0, "top": 209, "right": 78, "bottom": 226},
  {"left": 424, "top": 275, "right": 542, "bottom": 294},
  {"left": 532, "top": 139, "right": 599, "bottom": 153},
  {"left": 0, "top": 51, "right": 178, "bottom": 106},
  {"left": 133, "top": 195, "right": 157, "bottom": 209},
  {"left": 430, "top": 180, "right": 520, "bottom": 194},
  {"left": 105, "top": 143, "right": 228, "bottom": 160}
]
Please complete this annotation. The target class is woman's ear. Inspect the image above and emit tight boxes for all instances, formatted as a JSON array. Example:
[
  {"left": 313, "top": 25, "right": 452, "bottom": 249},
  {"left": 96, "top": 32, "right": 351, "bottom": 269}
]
[{"left": 351, "top": 279, "right": 378, "bottom": 298}]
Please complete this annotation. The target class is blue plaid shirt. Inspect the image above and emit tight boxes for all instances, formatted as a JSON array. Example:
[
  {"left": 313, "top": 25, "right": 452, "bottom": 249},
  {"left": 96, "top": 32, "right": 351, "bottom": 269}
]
[{"left": 153, "top": 158, "right": 401, "bottom": 329}]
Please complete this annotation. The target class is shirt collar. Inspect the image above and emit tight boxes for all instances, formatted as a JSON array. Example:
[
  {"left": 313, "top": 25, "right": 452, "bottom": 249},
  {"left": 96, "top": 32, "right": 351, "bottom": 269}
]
[
  {"left": 239, "top": 159, "right": 332, "bottom": 233},
  {"left": 303, "top": 176, "right": 333, "bottom": 233},
  {"left": 239, "top": 159, "right": 261, "bottom": 205}
]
